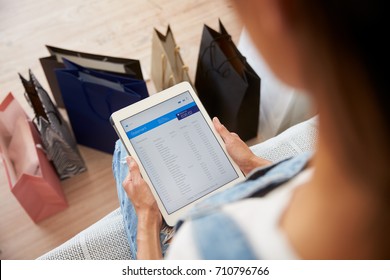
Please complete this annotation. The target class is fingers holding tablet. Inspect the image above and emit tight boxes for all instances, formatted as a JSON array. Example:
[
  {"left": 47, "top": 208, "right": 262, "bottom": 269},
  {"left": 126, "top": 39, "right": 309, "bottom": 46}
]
[
  {"left": 213, "top": 117, "right": 271, "bottom": 176},
  {"left": 123, "top": 156, "right": 161, "bottom": 218}
]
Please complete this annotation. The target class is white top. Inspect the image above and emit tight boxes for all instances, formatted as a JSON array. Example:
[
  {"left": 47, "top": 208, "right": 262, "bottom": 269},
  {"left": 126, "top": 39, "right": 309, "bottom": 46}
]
[{"left": 165, "top": 168, "right": 314, "bottom": 259}]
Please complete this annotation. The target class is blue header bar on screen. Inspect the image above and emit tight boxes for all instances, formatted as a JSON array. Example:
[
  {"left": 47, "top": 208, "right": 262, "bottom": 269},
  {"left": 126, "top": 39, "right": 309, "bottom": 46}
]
[{"left": 126, "top": 102, "right": 198, "bottom": 139}]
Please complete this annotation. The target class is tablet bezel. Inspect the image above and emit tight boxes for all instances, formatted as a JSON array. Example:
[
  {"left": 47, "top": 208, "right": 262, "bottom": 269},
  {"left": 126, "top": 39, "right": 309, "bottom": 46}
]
[{"left": 110, "top": 82, "right": 245, "bottom": 226}]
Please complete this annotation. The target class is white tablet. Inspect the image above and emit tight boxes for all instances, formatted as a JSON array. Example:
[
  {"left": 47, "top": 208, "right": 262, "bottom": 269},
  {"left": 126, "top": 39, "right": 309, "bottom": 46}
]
[{"left": 110, "top": 82, "right": 245, "bottom": 226}]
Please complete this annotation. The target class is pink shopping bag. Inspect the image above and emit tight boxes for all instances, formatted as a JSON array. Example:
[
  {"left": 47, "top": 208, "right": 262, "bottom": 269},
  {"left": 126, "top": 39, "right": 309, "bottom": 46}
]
[{"left": 0, "top": 93, "right": 68, "bottom": 222}]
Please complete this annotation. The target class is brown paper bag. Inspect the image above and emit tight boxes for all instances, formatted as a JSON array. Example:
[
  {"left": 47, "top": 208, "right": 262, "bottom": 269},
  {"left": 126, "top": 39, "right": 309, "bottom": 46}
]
[{"left": 151, "top": 26, "right": 192, "bottom": 92}]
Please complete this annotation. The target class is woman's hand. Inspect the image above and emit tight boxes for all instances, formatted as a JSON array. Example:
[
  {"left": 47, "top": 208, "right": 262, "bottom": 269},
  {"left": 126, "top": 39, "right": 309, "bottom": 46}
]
[
  {"left": 123, "top": 157, "right": 161, "bottom": 222},
  {"left": 213, "top": 117, "right": 271, "bottom": 175},
  {"left": 123, "top": 157, "right": 162, "bottom": 259}
]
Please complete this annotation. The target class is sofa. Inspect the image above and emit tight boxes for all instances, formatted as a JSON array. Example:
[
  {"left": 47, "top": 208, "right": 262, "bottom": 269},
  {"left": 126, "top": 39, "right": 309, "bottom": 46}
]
[{"left": 38, "top": 116, "right": 318, "bottom": 260}]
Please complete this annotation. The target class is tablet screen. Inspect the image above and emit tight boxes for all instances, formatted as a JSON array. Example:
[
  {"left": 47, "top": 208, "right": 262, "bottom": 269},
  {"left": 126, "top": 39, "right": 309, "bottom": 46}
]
[{"left": 120, "top": 91, "right": 239, "bottom": 214}]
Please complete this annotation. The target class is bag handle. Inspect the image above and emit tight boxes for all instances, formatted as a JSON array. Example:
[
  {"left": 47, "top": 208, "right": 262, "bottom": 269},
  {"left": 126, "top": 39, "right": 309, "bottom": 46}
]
[
  {"left": 173, "top": 46, "right": 190, "bottom": 81},
  {"left": 21, "top": 71, "right": 64, "bottom": 126},
  {"left": 199, "top": 33, "right": 232, "bottom": 66},
  {"left": 199, "top": 34, "right": 246, "bottom": 78},
  {"left": 161, "top": 53, "right": 175, "bottom": 89},
  {"left": 32, "top": 110, "right": 63, "bottom": 129},
  {"left": 208, "top": 55, "right": 246, "bottom": 78},
  {"left": 20, "top": 74, "right": 48, "bottom": 121}
]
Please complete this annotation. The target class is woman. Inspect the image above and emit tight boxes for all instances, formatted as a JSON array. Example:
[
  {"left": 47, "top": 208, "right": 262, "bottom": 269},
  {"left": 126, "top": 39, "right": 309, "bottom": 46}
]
[{"left": 113, "top": 0, "right": 389, "bottom": 259}]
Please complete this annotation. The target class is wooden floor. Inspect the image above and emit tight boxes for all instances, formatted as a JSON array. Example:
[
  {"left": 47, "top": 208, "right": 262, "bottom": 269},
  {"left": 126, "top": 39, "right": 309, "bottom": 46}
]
[{"left": 0, "top": 0, "right": 242, "bottom": 259}]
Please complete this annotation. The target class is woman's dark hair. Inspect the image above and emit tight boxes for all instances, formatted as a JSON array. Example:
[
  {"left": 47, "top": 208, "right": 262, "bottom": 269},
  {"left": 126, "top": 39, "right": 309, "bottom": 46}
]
[
  {"left": 283, "top": 0, "right": 389, "bottom": 184},
  {"left": 283, "top": 0, "right": 389, "bottom": 257}
]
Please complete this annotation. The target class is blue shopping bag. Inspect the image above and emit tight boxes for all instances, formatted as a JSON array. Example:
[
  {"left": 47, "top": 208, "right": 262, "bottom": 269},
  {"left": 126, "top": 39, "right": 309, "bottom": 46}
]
[{"left": 56, "top": 59, "right": 148, "bottom": 153}]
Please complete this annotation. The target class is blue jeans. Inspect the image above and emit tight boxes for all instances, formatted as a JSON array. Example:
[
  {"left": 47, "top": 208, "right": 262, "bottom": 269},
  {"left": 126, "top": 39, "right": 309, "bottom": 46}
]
[{"left": 112, "top": 140, "right": 173, "bottom": 259}]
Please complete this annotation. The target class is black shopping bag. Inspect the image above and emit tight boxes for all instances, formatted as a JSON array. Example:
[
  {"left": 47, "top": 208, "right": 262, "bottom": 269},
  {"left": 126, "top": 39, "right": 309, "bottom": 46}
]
[{"left": 195, "top": 20, "right": 260, "bottom": 141}]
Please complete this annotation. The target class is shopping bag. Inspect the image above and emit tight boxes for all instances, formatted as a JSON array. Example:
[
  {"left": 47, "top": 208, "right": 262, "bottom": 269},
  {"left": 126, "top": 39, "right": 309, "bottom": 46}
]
[
  {"left": 19, "top": 70, "right": 87, "bottom": 180},
  {"left": 151, "top": 25, "right": 192, "bottom": 91},
  {"left": 237, "top": 29, "right": 314, "bottom": 141},
  {"left": 55, "top": 59, "right": 149, "bottom": 153},
  {"left": 0, "top": 93, "right": 67, "bottom": 223},
  {"left": 40, "top": 45, "right": 144, "bottom": 107},
  {"left": 195, "top": 20, "right": 261, "bottom": 141}
]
